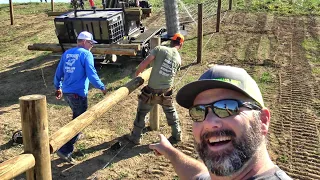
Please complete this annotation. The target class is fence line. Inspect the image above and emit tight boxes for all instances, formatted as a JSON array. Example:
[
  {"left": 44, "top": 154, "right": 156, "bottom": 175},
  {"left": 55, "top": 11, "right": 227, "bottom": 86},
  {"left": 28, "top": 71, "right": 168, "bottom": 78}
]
[{"left": 174, "top": 2, "right": 229, "bottom": 89}]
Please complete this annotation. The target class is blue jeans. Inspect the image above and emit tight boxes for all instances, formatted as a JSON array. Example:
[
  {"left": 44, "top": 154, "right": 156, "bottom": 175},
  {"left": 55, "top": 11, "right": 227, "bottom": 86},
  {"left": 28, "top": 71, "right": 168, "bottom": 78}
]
[{"left": 58, "top": 93, "right": 87, "bottom": 157}]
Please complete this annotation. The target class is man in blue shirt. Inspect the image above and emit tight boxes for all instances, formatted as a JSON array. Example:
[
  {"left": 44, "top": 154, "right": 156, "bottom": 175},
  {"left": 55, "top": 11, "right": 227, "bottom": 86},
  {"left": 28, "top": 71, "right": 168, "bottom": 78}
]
[{"left": 54, "top": 31, "right": 106, "bottom": 164}]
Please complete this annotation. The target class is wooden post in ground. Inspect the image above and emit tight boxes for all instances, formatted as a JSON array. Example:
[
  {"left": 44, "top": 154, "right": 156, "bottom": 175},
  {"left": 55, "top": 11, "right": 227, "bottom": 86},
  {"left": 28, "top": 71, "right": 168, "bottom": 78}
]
[
  {"left": 9, "top": 0, "right": 14, "bottom": 25},
  {"left": 149, "top": 37, "right": 160, "bottom": 131},
  {"left": 229, "top": 0, "right": 232, "bottom": 10},
  {"left": 197, "top": 3, "right": 203, "bottom": 64},
  {"left": 216, "top": 0, "right": 221, "bottom": 32},
  {"left": 19, "top": 95, "right": 52, "bottom": 180},
  {"left": 51, "top": 0, "right": 54, "bottom": 12}
]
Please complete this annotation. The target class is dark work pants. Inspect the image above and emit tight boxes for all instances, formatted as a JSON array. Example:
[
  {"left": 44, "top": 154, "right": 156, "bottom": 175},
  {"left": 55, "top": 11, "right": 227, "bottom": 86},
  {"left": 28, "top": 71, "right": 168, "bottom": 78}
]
[
  {"left": 58, "top": 93, "right": 87, "bottom": 157},
  {"left": 131, "top": 100, "right": 181, "bottom": 139}
]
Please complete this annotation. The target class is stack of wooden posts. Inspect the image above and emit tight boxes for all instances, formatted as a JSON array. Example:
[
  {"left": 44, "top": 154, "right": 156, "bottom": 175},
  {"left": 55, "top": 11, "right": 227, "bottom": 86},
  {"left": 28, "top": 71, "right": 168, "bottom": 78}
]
[{"left": 27, "top": 43, "right": 141, "bottom": 56}]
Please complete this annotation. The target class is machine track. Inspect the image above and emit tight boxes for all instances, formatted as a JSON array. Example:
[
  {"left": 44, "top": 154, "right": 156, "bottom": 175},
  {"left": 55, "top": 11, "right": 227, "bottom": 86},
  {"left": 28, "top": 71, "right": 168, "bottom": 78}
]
[{"left": 269, "top": 16, "right": 320, "bottom": 180}]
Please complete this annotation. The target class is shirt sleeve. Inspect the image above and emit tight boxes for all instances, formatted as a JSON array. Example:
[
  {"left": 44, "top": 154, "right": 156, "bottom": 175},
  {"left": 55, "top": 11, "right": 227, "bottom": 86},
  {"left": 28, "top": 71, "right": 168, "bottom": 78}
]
[
  {"left": 84, "top": 53, "right": 106, "bottom": 90},
  {"left": 150, "top": 46, "right": 160, "bottom": 56},
  {"left": 53, "top": 55, "right": 65, "bottom": 90}
]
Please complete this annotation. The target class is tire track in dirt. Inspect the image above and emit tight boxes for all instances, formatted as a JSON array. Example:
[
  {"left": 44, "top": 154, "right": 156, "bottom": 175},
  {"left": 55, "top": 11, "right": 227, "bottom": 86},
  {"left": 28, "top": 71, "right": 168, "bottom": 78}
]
[
  {"left": 271, "top": 16, "right": 320, "bottom": 180},
  {"left": 306, "top": 15, "right": 320, "bottom": 130}
]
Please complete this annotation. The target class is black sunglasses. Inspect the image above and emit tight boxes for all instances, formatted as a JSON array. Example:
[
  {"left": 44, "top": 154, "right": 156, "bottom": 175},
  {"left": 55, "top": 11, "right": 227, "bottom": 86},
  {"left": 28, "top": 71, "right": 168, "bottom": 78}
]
[
  {"left": 86, "top": 40, "right": 93, "bottom": 45},
  {"left": 189, "top": 99, "right": 262, "bottom": 122}
]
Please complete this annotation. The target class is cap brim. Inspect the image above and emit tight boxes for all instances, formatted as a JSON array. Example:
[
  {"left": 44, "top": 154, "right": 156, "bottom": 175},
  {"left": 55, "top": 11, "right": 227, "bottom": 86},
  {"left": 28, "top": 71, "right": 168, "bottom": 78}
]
[
  {"left": 92, "top": 40, "right": 98, "bottom": 44},
  {"left": 176, "top": 80, "right": 252, "bottom": 109}
]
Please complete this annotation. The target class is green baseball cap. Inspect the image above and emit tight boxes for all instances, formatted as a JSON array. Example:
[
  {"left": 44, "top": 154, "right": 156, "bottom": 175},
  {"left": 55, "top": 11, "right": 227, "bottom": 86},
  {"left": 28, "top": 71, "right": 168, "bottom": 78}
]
[{"left": 176, "top": 65, "right": 264, "bottom": 109}]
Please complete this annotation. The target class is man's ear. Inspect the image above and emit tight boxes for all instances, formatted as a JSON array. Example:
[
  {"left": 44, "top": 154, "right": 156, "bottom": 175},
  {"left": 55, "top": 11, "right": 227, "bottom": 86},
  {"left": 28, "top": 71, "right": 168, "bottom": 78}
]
[{"left": 260, "top": 108, "right": 270, "bottom": 135}]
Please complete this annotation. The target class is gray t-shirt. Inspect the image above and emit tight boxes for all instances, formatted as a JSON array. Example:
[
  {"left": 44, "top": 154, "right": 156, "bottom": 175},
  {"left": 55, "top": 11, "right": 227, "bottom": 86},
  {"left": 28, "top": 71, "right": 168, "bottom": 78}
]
[
  {"left": 148, "top": 45, "right": 181, "bottom": 89},
  {"left": 196, "top": 166, "right": 292, "bottom": 180}
]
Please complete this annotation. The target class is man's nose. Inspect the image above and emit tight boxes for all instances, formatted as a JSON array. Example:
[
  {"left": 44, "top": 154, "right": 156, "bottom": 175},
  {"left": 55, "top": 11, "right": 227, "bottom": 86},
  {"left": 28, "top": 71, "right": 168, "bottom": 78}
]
[{"left": 203, "top": 108, "right": 223, "bottom": 129}]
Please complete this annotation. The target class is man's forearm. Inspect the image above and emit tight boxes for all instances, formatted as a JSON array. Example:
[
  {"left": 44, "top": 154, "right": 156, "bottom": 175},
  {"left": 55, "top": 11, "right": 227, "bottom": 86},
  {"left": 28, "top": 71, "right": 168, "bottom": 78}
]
[
  {"left": 135, "top": 55, "right": 155, "bottom": 76},
  {"left": 135, "top": 62, "right": 147, "bottom": 76},
  {"left": 167, "top": 147, "right": 208, "bottom": 180}
]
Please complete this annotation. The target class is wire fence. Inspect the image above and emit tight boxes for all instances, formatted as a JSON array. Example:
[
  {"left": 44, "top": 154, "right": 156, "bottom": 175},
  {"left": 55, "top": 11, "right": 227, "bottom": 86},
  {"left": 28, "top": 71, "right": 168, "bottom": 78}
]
[
  {"left": 174, "top": 0, "right": 227, "bottom": 88},
  {"left": 178, "top": 0, "right": 219, "bottom": 27}
]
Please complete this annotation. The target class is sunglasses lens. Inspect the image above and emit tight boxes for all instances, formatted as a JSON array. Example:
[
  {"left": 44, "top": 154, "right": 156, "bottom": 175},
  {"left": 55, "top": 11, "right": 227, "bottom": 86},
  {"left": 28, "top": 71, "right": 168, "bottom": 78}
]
[
  {"left": 213, "top": 100, "right": 239, "bottom": 118},
  {"left": 189, "top": 105, "right": 206, "bottom": 122},
  {"left": 189, "top": 100, "right": 241, "bottom": 121}
]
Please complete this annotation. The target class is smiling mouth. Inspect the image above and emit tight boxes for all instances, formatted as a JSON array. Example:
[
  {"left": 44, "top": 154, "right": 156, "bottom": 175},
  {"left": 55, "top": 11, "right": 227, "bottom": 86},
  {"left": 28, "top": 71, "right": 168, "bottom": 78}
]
[{"left": 207, "top": 136, "right": 232, "bottom": 146}]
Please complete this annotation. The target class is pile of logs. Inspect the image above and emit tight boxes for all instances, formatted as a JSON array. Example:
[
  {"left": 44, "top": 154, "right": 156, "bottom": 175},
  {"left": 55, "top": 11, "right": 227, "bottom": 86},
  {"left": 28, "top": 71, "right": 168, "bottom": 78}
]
[{"left": 28, "top": 43, "right": 140, "bottom": 56}]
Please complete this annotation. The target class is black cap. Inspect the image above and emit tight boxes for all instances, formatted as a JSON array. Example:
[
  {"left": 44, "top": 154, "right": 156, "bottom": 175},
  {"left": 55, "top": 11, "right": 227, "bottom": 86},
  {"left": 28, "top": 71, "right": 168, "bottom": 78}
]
[{"left": 176, "top": 65, "right": 264, "bottom": 109}]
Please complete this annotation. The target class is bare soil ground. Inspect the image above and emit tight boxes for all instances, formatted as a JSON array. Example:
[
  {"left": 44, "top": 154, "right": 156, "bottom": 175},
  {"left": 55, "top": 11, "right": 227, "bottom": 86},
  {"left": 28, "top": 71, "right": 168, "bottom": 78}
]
[{"left": 0, "top": 6, "right": 319, "bottom": 180}]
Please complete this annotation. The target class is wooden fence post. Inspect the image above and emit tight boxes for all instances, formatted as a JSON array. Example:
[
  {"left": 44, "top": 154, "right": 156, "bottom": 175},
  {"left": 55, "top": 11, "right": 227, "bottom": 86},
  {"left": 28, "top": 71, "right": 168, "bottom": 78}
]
[
  {"left": 9, "top": 0, "right": 14, "bottom": 25},
  {"left": 197, "top": 3, "right": 203, "bottom": 64},
  {"left": 149, "top": 37, "right": 160, "bottom": 131},
  {"left": 229, "top": 0, "right": 232, "bottom": 10},
  {"left": 20, "top": 95, "right": 52, "bottom": 180},
  {"left": 216, "top": 0, "right": 221, "bottom": 32},
  {"left": 51, "top": 0, "right": 54, "bottom": 12}
]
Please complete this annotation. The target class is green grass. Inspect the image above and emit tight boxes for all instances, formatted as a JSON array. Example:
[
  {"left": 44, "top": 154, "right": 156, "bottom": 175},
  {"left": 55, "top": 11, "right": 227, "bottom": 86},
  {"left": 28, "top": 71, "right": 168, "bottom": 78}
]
[
  {"left": 302, "top": 37, "right": 320, "bottom": 76},
  {"left": 259, "top": 72, "right": 274, "bottom": 83},
  {"left": 75, "top": 142, "right": 89, "bottom": 159},
  {"left": 48, "top": 103, "right": 65, "bottom": 110},
  {"left": 278, "top": 155, "right": 289, "bottom": 163},
  {"left": 235, "top": 0, "right": 320, "bottom": 15}
]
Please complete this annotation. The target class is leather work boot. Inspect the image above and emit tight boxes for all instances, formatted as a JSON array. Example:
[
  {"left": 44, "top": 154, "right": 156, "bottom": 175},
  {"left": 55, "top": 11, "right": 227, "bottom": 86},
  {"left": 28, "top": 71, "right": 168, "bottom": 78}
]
[{"left": 125, "top": 134, "right": 141, "bottom": 145}]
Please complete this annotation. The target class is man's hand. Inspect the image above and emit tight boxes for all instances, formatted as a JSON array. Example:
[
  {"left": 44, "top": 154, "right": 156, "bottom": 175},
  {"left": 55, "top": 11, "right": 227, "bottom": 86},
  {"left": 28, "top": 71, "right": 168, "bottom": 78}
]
[
  {"left": 55, "top": 89, "right": 63, "bottom": 99},
  {"left": 101, "top": 89, "right": 107, "bottom": 95},
  {"left": 149, "top": 134, "right": 174, "bottom": 159}
]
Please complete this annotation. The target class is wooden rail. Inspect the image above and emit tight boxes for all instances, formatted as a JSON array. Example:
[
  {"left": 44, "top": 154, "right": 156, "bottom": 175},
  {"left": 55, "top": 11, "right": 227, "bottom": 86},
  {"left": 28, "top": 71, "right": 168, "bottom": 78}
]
[{"left": 0, "top": 154, "right": 35, "bottom": 180}]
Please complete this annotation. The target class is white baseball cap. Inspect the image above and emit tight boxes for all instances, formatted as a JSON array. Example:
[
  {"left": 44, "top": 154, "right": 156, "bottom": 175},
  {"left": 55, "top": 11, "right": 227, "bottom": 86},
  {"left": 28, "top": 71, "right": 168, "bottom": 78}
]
[{"left": 77, "top": 31, "right": 98, "bottom": 44}]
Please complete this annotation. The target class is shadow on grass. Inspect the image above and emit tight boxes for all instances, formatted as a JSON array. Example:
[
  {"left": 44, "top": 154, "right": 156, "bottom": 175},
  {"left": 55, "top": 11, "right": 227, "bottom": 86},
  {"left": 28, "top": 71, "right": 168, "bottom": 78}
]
[{"left": 51, "top": 134, "right": 153, "bottom": 179}]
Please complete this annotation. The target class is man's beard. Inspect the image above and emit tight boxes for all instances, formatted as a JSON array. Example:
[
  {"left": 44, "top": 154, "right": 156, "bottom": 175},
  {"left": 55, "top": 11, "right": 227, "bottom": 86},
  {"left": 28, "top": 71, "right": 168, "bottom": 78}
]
[{"left": 195, "top": 118, "right": 263, "bottom": 176}]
